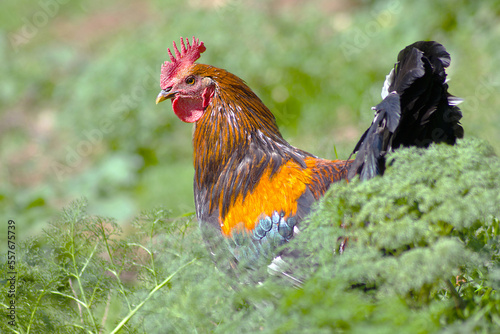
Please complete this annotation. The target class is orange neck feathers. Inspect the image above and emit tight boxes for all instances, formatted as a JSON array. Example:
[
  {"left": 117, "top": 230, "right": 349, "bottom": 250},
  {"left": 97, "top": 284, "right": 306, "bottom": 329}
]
[{"left": 191, "top": 65, "right": 314, "bottom": 225}]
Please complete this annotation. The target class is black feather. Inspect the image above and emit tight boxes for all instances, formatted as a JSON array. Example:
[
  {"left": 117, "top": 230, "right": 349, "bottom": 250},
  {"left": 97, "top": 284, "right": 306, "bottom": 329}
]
[{"left": 348, "top": 41, "right": 463, "bottom": 180}]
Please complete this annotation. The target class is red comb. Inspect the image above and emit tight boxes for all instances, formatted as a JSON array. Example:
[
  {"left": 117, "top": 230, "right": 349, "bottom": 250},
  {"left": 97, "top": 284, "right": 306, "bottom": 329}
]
[{"left": 160, "top": 36, "right": 206, "bottom": 89}]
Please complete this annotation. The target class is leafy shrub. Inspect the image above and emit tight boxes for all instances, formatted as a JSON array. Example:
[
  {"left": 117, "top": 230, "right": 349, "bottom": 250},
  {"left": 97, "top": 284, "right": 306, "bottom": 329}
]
[
  {"left": 2, "top": 138, "right": 499, "bottom": 333},
  {"left": 275, "top": 137, "right": 500, "bottom": 332}
]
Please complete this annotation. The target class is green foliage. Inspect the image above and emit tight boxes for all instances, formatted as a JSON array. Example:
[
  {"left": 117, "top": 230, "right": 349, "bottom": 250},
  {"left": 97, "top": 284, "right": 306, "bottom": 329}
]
[
  {"left": 2, "top": 0, "right": 500, "bottom": 240},
  {"left": 2, "top": 0, "right": 500, "bottom": 332},
  {"left": 2, "top": 138, "right": 499, "bottom": 333},
  {"left": 0, "top": 200, "right": 198, "bottom": 333},
  {"left": 279, "top": 137, "right": 500, "bottom": 332}
]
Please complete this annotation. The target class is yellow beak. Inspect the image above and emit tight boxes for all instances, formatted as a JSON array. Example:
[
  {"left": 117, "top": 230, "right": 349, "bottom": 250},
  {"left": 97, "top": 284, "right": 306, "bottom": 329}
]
[{"left": 156, "top": 89, "right": 174, "bottom": 104}]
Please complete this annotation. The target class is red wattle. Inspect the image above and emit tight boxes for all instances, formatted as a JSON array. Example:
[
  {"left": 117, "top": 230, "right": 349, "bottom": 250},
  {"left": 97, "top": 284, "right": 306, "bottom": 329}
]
[
  {"left": 171, "top": 86, "right": 214, "bottom": 123},
  {"left": 172, "top": 96, "right": 205, "bottom": 123}
]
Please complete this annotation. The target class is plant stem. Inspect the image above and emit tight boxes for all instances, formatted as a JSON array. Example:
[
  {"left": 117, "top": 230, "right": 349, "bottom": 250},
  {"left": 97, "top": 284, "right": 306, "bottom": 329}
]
[{"left": 109, "top": 258, "right": 197, "bottom": 334}]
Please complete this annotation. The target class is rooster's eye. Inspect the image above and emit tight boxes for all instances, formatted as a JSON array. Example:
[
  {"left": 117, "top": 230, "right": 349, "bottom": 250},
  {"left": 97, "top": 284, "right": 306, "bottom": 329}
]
[{"left": 186, "top": 76, "right": 195, "bottom": 85}]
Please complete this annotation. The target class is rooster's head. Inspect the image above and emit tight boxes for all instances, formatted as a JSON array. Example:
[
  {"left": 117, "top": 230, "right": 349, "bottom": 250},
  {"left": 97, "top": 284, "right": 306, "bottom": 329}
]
[{"left": 156, "top": 37, "right": 215, "bottom": 123}]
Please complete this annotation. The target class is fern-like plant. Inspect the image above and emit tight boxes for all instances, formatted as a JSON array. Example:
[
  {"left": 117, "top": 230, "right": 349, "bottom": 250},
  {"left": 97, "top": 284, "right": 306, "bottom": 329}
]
[{"left": 1, "top": 138, "right": 499, "bottom": 333}]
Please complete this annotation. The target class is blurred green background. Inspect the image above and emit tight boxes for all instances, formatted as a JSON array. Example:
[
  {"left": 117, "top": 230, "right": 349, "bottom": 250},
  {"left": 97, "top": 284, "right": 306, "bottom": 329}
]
[{"left": 2, "top": 0, "right": 499, "bottom": 241}]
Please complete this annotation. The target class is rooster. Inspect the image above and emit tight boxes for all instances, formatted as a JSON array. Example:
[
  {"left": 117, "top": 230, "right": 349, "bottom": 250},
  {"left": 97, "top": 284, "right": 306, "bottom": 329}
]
[{"left": 155, "top": 37, "right": 463, "bottom": 270}]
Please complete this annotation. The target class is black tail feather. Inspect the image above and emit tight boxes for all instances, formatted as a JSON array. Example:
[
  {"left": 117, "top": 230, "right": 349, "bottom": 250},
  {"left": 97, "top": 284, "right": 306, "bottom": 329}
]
[{"left": 348, "top": 41, "right": 464, "bottom": 180}]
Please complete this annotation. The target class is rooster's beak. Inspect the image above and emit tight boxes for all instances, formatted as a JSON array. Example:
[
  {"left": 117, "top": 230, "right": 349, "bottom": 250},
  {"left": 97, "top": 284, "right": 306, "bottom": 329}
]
[{"left": 156, "top": 88, "right": 175, "bottom": 104}]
